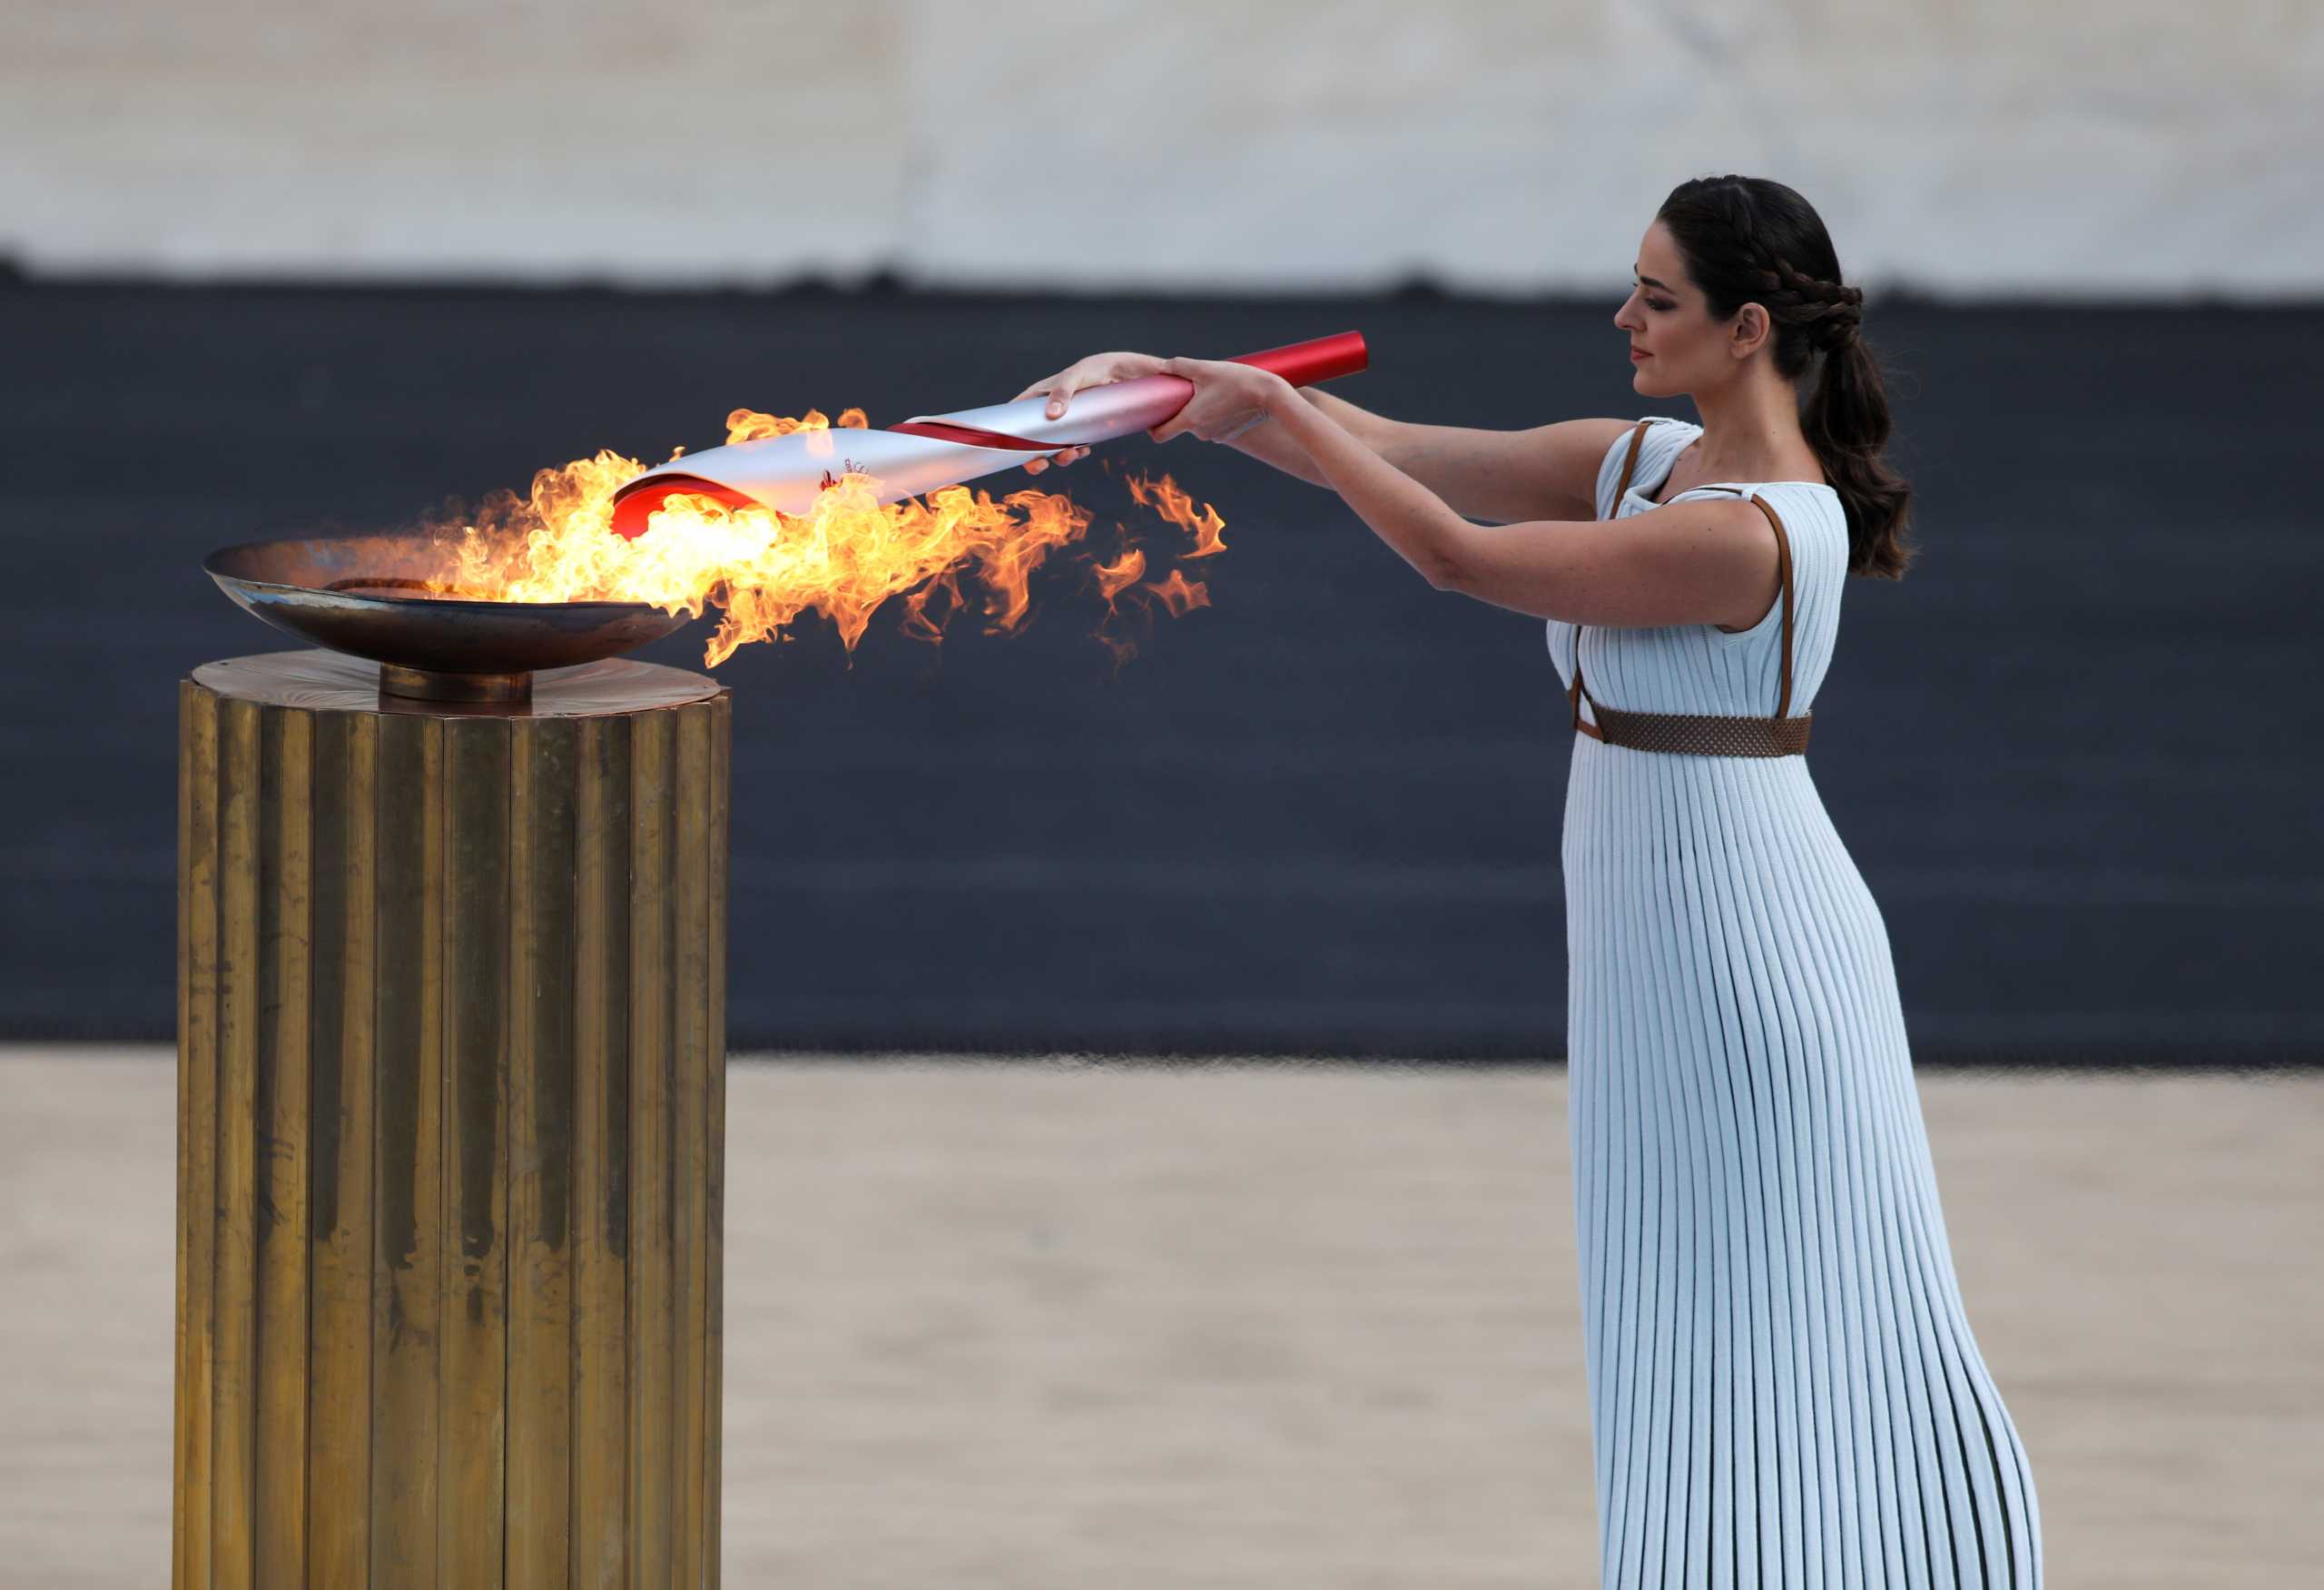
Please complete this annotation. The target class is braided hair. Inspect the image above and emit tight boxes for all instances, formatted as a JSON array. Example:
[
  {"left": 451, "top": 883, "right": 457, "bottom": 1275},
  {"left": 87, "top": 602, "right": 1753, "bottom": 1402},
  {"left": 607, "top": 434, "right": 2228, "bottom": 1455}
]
[{"left": 1657, "top": 175, "right": 1915, "bottom": 579}]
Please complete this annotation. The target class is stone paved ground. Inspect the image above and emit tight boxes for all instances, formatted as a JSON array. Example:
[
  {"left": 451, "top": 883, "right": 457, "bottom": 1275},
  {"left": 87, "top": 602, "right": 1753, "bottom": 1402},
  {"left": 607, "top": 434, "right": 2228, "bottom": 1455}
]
[{"left": 2, "top": 1051, "right": 2318, "bottom": 1586}]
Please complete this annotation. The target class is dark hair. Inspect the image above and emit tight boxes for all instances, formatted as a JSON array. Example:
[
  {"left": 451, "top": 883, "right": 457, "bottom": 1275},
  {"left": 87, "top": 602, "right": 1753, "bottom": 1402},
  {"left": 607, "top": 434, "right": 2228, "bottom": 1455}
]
[{"left": 1655, "top": 174, "right": 1915, "bottom": 578}]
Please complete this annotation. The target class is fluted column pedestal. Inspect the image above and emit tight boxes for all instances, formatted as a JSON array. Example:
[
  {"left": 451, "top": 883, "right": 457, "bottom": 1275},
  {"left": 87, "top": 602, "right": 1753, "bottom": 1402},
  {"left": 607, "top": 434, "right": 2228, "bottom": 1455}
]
[{"left": 174, "top": 648, "right": 730, "bottom": 1588}]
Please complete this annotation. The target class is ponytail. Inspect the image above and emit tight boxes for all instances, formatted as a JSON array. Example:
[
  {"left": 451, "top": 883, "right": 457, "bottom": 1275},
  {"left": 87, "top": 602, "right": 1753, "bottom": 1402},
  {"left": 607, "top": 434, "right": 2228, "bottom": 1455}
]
[{"left": 1804, "top": 331, "right": 1915, "bottom": 579}]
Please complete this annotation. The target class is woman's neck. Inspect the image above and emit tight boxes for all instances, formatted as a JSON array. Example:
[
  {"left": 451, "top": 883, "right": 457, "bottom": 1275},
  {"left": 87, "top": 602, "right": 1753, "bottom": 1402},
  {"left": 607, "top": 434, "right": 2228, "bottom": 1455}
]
[{"left": 1683, "top": 370, "right": 1817, "bottom": 483}]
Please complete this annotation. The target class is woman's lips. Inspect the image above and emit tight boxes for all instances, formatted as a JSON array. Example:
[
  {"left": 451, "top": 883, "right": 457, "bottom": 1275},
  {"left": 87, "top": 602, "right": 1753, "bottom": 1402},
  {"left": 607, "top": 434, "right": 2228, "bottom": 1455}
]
[{"left": 1630, "top": 349, "right": 1650, "bottom": 361}]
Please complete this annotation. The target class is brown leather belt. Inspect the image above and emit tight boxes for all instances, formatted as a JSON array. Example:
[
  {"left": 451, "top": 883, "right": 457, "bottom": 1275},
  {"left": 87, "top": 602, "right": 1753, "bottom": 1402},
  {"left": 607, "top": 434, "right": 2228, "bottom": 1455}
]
[{"left": 1569, "top": 418, "right": 1815, "bottom": 758}]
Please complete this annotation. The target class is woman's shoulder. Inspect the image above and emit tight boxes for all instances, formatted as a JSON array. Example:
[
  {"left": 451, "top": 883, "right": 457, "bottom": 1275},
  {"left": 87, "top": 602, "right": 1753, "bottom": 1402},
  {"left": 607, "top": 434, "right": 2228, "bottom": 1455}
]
[
  {"left": 1593, "top": 415, "right": 1702, "bottom": 514},
  {"left": 1615, "top": 415, "right": 1703, "bottom": 460},
  {"left": 1749, "top": 479, "right": 1846, "bottom": 527},
  {"left": 1657, "top": 479, "right": 1846, "bottom": 578},
  {"left": 1736, "top": 482, "right": 1851, "bottom": 584}
]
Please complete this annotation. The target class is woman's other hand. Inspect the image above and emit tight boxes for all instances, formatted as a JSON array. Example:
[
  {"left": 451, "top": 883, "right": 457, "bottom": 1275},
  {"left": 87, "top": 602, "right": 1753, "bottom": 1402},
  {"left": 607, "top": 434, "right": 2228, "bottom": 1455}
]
[
  {"left": 1147, "top": 357, "right": 1290, "bottom": 445},
  {"left": 1011, "top": 350, "right": 1166, "bottom": 475}
]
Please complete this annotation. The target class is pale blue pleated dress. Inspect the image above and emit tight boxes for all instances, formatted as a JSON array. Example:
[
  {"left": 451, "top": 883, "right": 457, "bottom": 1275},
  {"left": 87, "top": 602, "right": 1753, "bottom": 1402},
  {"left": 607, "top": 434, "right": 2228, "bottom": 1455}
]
[{"left": 1549, "top": 417, "right": 2043, "bottom": 1589}]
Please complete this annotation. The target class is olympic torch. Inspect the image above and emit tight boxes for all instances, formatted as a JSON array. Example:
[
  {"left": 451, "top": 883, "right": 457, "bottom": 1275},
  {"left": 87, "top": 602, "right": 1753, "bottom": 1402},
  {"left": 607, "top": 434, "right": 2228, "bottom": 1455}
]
[{"left": 608, "top": 331, "right": 1368, "bottom": 538}]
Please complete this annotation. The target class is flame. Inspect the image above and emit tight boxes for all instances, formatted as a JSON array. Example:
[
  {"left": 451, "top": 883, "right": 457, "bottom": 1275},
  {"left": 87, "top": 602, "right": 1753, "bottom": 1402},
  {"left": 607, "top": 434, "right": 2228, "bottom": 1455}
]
[
  {"left": 1092, "top": 547, "right": 1148, "bottom": 601},
  {"left": 1127, "top": 470, "right": 1227, "bottom": 558},
  {"left": 429, "top": 410, "right": 1227, "bottom": 667},
  {"left": 1143, "top": 569, "right": 1211, "bottom": 617},
  {"left": 724, "top": 405, "right": 869, "bottom": 445}
]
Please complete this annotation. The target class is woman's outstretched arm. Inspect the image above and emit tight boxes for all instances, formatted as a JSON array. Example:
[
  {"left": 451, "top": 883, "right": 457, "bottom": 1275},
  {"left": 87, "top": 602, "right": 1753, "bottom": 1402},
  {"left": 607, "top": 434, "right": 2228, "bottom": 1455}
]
[
  {"left": 1016, "top": 349, "right": 1628, "bottom": 523},
  {"left": 1234, "top": 391, "right": 1630, "bottom": 526},
  {"left": 1159, "top": 359, "right": 1764, "bottom": 627},
  {"left": 1236, "top": 370, "right": 1479, "bottom": 590}
]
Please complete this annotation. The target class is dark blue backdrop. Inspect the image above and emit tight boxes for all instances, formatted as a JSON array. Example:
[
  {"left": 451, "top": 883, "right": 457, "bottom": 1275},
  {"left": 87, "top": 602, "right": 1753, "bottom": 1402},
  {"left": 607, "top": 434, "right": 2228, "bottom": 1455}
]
[{"left": 2, "top": 282, "right": 2316, "bottom": 1061}]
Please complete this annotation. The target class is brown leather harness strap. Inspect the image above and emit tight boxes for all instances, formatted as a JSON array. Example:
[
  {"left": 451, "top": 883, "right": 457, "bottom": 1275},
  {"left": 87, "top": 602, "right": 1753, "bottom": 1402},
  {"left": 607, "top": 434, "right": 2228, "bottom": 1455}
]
[
  {"left": 1568, "top": 418, "right": 1814, "bottom": 757},
  {"left": 1568, "top": 420, "right": 1652, "bottom": 739}
]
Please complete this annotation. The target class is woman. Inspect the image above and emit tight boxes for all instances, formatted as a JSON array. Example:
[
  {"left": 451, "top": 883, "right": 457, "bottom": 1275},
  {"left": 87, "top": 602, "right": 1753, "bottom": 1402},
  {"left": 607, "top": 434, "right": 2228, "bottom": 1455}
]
[{"left": 1019, "top": 174, "right": 2043, "bottom": 1588}]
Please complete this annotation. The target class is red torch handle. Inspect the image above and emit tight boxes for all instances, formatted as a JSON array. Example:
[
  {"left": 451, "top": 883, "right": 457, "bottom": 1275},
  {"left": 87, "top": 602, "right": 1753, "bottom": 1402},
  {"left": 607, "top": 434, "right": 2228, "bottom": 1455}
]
[{"left": 1226, "top": 331, "right": 1368, "bottom": 388}]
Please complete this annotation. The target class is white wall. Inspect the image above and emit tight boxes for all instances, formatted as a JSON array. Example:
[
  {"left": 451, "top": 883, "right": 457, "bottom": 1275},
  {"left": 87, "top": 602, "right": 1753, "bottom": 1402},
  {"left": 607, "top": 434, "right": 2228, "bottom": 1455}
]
[{"left": 5, "top": 0, "right": 2317, "bottom": 298}]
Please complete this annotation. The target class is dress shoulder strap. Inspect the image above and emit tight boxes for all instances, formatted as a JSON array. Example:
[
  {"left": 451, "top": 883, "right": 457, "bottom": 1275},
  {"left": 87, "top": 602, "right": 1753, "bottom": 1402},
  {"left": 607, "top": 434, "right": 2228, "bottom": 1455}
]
[{"left": 1610, "top": 418, "right": 1652, "bottom": 516}]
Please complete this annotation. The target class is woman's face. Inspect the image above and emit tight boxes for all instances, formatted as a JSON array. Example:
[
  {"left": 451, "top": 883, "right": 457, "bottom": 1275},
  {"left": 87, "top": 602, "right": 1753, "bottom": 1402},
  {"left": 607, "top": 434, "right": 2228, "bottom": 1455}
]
[{"left": 1612, "top": 220, "right": 1739, "bottom": 399}]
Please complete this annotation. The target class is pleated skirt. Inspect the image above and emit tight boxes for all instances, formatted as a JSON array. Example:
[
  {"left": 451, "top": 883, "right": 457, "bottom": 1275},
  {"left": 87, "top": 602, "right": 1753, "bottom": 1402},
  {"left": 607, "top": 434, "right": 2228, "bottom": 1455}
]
[{"left": 1561, "top": 735, "right": 2043, "bottom": 1589}]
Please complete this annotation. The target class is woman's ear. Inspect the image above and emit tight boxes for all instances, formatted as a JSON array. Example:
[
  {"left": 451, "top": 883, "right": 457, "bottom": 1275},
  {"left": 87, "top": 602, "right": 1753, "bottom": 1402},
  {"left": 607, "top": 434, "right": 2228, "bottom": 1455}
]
[{"left": 1732, "top": 303, "right": 1769, "bottom": 360}]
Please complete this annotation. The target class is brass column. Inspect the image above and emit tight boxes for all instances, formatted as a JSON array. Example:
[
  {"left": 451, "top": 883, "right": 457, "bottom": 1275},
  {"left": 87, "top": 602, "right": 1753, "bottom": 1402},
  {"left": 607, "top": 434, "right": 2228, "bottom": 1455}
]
[{"left": 174, "top": 650, "right": 731, "bottom": 1588}]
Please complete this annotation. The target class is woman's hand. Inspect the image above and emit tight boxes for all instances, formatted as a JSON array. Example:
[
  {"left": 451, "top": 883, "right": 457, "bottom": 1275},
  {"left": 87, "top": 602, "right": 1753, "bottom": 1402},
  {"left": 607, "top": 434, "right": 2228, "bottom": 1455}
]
[
  {"left": 1010, "top": 350, "right": 1166, "bottom": 475},
  {"left": 1147, "top": 357, "right": 1292, "bottom": 445}
]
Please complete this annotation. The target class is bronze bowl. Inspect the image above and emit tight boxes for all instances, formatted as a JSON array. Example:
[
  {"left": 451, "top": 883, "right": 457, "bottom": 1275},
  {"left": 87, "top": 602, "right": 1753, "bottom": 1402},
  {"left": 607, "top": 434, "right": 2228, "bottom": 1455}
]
[{"left": 204, "top": 533, "right": 694, "bottom": 704}]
